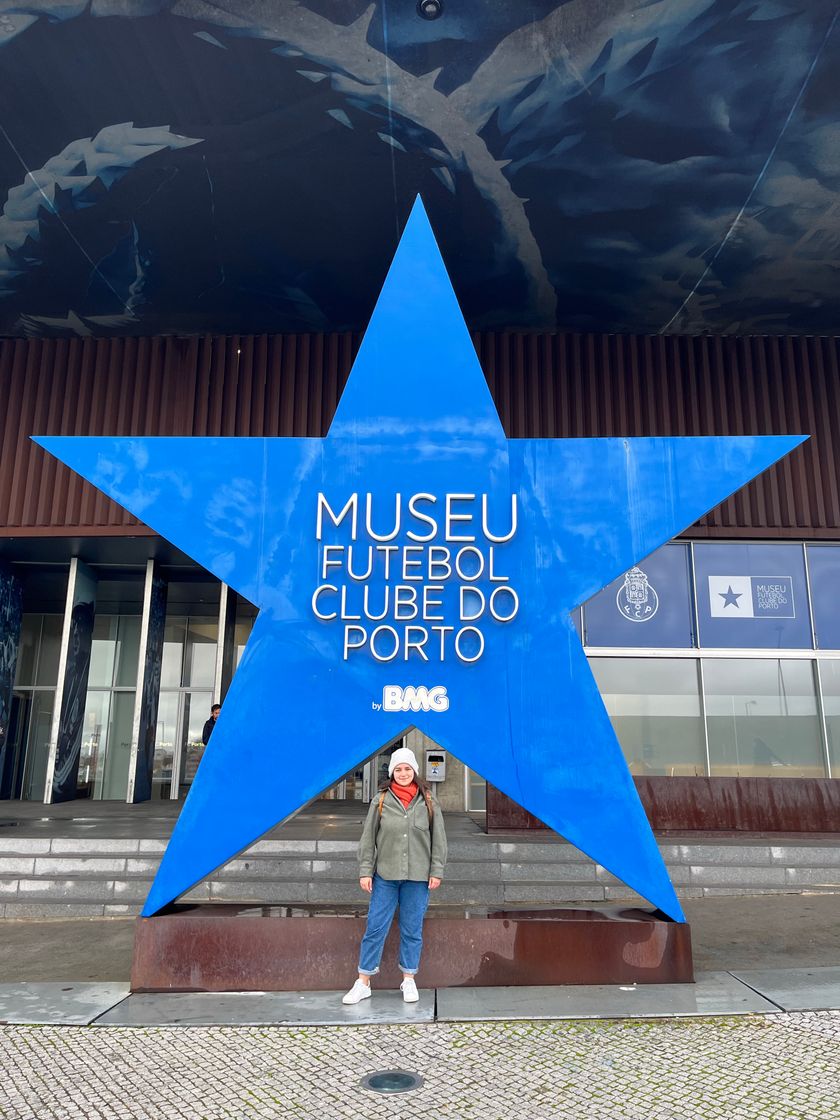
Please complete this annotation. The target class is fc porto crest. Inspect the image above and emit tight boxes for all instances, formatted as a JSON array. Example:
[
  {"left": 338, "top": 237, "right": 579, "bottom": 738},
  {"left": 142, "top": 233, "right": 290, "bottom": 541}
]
[{"left": 616, "top": 566, "right": 659, "bottom": 624}]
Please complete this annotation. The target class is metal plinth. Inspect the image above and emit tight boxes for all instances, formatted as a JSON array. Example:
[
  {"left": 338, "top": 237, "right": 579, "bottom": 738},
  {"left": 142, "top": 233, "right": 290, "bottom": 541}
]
[{"left": 130, "top": 905, "right": 693, "bottom": 992}]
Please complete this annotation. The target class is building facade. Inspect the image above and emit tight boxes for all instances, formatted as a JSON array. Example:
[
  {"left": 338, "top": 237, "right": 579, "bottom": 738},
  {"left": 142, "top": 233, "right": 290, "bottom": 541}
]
[{"left": 1, "top": 332, "right": 839, "bottom": 825}]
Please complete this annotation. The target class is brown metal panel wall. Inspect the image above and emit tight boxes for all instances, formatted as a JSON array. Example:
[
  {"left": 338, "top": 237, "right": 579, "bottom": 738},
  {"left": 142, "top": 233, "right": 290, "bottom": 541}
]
[
  {"left": 474, "top": 332, "right": 839, "bottom": 539},
  {"left": 1, "top": 332, "right": 838, "bottom": 537},
  {"left": 487, "top": 777, "right": 840, "bottom": 833}
]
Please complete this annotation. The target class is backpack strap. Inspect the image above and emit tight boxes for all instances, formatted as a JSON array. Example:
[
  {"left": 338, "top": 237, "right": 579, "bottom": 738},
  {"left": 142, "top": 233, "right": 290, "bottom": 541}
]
[
  {"left": 423, "top": 788, "right": 434, "bottom": 824},
  {"left": 378, "top": 791, "right": 386, "bottom": 817}
]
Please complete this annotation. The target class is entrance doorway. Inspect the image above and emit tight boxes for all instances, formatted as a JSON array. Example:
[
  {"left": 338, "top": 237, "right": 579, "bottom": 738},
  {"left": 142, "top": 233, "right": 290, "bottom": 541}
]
[
  {"left": 319, "top": 739, "right": 404, "bottom": 802},
  {"left": 5, "top": 691, "right": 54, "bottom": 800},
  {"left": 8, "top": 613, "right": 61, "bottom": 801},
  {"left": 152, "top": 689, "right": 213, "bottom": 800}
]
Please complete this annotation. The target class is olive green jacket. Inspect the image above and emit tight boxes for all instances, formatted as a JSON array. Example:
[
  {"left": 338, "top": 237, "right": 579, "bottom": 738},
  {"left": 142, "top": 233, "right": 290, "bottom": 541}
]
[{"left": 358, "top": 788, "right": 448, "bottom": 882}]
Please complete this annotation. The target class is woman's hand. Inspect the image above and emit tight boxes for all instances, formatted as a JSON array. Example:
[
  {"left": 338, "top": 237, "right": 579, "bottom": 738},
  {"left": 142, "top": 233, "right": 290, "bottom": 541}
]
[
  {"left": 359, "top": 877, "right": 373, "bottom": 893},
  {"left": 429, "top": 877, "right": 441, "bottom": 890}
]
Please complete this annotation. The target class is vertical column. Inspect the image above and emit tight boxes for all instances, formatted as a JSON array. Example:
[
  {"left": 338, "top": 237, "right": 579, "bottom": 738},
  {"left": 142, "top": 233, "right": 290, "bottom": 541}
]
[
  {"left": 214, "top": 584, "right": 238, "bottom": 704},
  {"left": 44, "top": 559, "right": 97, "bottom": 804},
  {"left": 128, "top": 560, "right": 168, "bottom": 803},
  {"left": 0, "top": 562, "right": 24, "bottom": 800}
]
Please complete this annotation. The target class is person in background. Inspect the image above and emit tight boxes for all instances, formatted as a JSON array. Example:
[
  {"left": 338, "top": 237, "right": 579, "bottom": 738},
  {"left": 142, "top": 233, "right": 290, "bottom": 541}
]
[
  {"left": 342, "top": 746, "right": 447, "bottom": 1005},
  {"left": 202, "top": 703, "right": 221, "bottom": 746}
]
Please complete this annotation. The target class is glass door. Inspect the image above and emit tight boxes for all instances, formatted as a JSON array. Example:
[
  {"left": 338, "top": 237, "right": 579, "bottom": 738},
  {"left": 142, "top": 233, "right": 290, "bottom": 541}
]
[
  {"left": 2, "top": 694, "right": 29, "bottom": 799},
  {"left": 466, "top": 768, "right": 486, "bottom": 811},
  {"left": 77, "top": 615, "right": 140, "bottom": 800},
  {"left": 156, "top": 612, "right": 218, "bottom": 799},
  {"left": 98, "top": 692, "right": 135, "bottom": 800},
  {"left": 151, "top": 689, "right": 213, "bottom": 799},
  {"left": 14, "top": 614, "right": 61, "bottom": 801},
  {"left": 174, "top": 690, "right": 213, "bottom": 798},
  {"left": 152, "top": 692, "right": 179, "bottom": 799},
  {"left": 342, "top": 763, "right": 367, "bottom": 801},
  {"left": 20, "top": 692, "right": 55, "bottom": 801}
]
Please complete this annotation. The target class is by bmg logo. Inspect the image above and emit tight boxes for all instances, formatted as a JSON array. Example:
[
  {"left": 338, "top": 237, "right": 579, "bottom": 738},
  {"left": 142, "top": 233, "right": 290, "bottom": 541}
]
[{"left": 382, "top": 685, "right": 449, "bottom": 713}]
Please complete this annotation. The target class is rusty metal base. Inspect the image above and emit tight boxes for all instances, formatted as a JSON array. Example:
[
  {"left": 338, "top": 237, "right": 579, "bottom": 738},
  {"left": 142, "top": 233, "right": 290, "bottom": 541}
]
[{"left": 130, "top": 905, "right": 693, "bottom": 992}]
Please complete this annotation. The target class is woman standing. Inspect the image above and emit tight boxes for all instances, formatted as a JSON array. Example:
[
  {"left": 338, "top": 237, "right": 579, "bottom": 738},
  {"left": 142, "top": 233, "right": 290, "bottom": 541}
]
[{"left": 342, "top": 746, "right": 447, "bottom": 1004}]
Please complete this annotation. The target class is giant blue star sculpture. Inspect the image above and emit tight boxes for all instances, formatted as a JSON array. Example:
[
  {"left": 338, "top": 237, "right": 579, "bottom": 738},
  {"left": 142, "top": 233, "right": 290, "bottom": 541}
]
[{"left": 36, "top": 200, "right": 803, "bottom": 921}]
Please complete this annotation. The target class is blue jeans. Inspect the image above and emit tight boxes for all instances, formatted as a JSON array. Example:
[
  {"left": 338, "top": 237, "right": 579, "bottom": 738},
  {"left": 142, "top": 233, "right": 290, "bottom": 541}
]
[{"left": 358, "top": 874, "right": 430, "bottom": 976}]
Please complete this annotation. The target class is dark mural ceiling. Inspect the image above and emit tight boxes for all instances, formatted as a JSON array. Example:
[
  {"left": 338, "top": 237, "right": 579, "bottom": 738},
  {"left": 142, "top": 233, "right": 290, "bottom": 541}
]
[{"left": 0, "top": 1, "right": 839, "bottom": 339}]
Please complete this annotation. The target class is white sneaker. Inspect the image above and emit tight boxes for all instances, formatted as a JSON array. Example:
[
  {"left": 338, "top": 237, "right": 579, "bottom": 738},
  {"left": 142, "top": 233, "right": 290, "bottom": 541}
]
[
  {"left": 400, "top": 977, "right": 419, "bottom": 1003},
  {"left": 342, "top": 979, "right": 372, "bottom": 1005}
]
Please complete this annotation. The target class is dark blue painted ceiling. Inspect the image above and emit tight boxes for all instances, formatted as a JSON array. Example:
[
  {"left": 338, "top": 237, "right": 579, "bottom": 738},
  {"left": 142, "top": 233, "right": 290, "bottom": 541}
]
[{"left": 1, "top": 1, "right": 838, "bottom": 338}]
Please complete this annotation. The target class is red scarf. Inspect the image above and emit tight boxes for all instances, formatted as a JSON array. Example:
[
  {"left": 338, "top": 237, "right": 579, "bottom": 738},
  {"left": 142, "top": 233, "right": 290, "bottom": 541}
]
[{"left": 390, "top": 781, "right": 418, "bottom": 810}]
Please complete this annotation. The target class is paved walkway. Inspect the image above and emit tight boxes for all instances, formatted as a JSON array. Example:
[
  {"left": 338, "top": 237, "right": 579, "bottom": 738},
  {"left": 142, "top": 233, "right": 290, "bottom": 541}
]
[
  {"left": 2, "top": 803, "right": 838, "bottom": 1118},
  {"left": 2, "top": 1012, "right": 839, "bottom": 1119},
  {"left": 0, "top": 798, "right": 487, "bottom": 840}
]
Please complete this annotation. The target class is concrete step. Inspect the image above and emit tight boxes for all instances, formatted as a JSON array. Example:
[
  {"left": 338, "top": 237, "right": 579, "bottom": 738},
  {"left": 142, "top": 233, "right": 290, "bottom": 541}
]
[
  {"left": 4, "top": 837, "right": 840, "bottom": 860},
  {"left": 2, "top": 883, "right": 829, "bottom": 920},
  {"left": 3, "top": 835, "right": 840, "bottom": 917},
  {"left": 6, "top": 836, "right": 840, "bottom": 864}
]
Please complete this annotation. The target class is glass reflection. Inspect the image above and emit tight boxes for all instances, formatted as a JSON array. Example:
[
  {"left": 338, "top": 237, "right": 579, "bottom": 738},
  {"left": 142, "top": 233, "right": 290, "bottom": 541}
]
[
  {"left": 234, "top": 618, "right": 255, "bottom": 670},
  {"left": 807, "top": 545, "right": 840, "bottom": 650},
  {"left": 88, "top": 617, "right": 118, "bottom": 688},
  {"left": 13, "top": 616, "right": 61, "bottom": 800},
  {"left": 153, "top": 692, "right": 179, "bottom": 799},
  {"left": 819, "top": 661, "right": 840, "bottom": 777},
  {"left": 704, "top": 658, "right": 824, "bottom": 777},
  {"left": 114, "top": 617, "right": 141, "bottom": 687},
  {"left": 184, "top": 620, "right": 217, "bottom": 687},
  {"left": 160, "top": 616, "right": 218, "bottom": 688},
  {"left": 19, "top": 691, "right": 55, "bottom": 800},
  {"left": 467, "top": 767, "right": 487, "bottom": 811},
  {"left": 86, "top": 614, "right": 142, "bottom": 688},
  {"left": 77, "top": 615, "right": 140, "bottom": 798},
  {"left": 35, "top": 615, "right": 63, "bottom": 686},
  {"left": 80, "top": 689, "right": 137, "bottom": 800},
  {"left": 98, "top": 691, "right": 135, "bottom": 800},
  {"left": 14, "top": 616, "right": 41, "bottom": 687},
  {"left": 79, "top": 690, "right": 110, "bottom": 797},
  {"left": 589, "top": 658, "right": 706, "bottom": 776},
  {"left": 179, "top": 691, "right": 212, "bottom": 792},
  {"left": 160, "top": 619, "right": 186, "bottom": 689}
]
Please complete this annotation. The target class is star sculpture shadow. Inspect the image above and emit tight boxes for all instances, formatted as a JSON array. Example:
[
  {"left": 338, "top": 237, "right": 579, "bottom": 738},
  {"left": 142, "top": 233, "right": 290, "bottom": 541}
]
[{"left": 35, "top": 199, "right": 805, "bottom": 921}]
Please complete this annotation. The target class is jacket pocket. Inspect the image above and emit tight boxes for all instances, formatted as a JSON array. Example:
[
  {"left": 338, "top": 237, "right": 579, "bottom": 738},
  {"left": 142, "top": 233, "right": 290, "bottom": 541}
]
[{"left": 413, "top": 811, "right": 430, "bottom": 832}]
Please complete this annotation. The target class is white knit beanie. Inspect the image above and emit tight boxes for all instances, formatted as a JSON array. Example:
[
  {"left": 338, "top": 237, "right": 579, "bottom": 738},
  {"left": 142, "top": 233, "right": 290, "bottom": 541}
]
[{"left": 388, "top": 746, "right": 420, "bottom": 777}]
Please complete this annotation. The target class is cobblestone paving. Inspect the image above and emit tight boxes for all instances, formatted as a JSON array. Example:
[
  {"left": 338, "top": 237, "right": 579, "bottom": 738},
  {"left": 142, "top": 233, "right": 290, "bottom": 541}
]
[{"left": 1, "top": 1013, "right": 839, "bottom": 1120}]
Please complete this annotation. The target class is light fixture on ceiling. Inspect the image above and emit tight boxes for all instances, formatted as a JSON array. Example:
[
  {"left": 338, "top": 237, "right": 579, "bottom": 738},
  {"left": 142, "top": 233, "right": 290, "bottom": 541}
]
[{"left": 417, "top": 0, "right": 443, "bottom": 20}]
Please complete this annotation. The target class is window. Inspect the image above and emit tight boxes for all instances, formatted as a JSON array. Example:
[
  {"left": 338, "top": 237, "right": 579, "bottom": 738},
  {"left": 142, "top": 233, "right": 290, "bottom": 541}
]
[
  {"left": 12, "top": 615, "right": 62, "bottom": 801},
  {"left": 589, "top": 657, "right": 706, "bottom": 776},
  {"left": 693, "top": 543, "right": 812, "bottom": 649},
  {"left": 807, "top": 546, "right": 840, "bottom": 650},
  {"left": 580, "top": 539, "right": 840, "bottom": 780},
  {"left": 703, "top": 659, "right": 824, "bottom": 778},
  {"left": 78, "top": 615, "right": 141, "bottom": 799},
  {"left": 584, "top": 544, "right": 694, "bottom": 648},
  {"left": 466, "top": 768, "right": 486, "bottom": 811},
  {"left": 156, "top": 612, "right": 219, "bottom": 799},
  {"left": 819, "top": 660, "right": 840, "bottom": 777}
]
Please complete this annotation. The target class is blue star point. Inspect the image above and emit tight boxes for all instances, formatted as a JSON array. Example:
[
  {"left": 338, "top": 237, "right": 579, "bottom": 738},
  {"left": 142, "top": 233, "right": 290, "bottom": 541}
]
[{"left": 34, "top": 199, "right": 806, "bottom": 922}]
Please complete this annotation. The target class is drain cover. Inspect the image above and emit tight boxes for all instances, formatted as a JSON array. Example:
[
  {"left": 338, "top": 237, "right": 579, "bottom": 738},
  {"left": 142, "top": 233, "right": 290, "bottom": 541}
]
[{"left": 360, "top": 1070, "right": 424, "bottom": 1094}]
